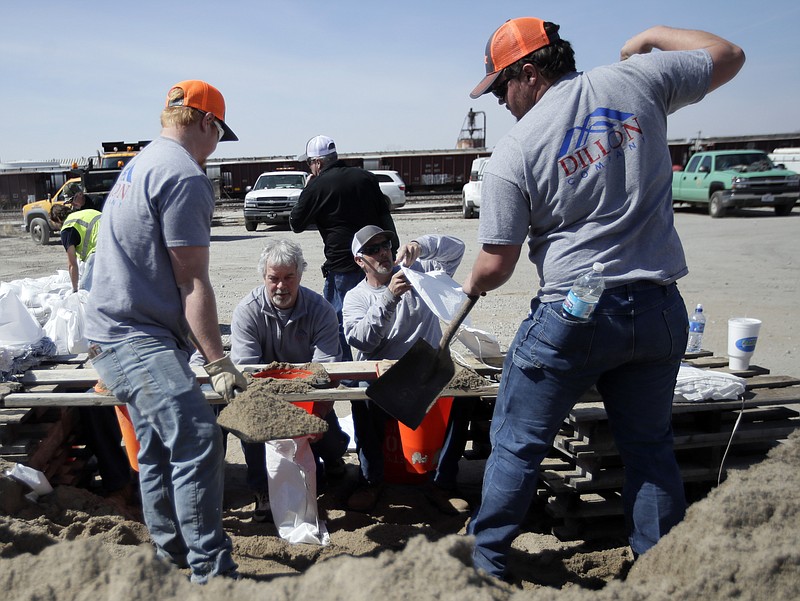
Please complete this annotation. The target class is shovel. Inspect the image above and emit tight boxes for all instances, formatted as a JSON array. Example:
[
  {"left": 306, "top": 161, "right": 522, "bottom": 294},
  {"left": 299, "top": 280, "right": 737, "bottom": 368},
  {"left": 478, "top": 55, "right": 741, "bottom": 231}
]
[{"left": 366, "top": 294, "right": 479, "bottom": 429}]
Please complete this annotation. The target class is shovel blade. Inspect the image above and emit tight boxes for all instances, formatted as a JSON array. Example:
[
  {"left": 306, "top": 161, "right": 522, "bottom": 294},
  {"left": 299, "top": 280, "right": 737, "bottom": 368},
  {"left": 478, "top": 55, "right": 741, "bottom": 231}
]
[{"left": 366, "top": 338, "right": 455, "bottom": 430}]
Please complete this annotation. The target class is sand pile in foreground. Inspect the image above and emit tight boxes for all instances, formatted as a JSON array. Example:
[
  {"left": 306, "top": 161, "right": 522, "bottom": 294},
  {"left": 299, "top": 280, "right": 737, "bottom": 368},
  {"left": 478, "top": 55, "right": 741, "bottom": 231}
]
[{"left": 1, "top": 430, "right": 797, "bottom": 600}]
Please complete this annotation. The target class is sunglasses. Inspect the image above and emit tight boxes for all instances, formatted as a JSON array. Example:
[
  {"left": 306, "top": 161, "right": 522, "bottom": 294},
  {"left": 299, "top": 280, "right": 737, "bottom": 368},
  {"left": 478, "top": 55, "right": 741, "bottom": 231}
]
[
  {"left": 194, "top": 108, "right": 225, "bottom": 141},
  {"left": 212, "top": 118, "right": 225, "bottom": 141},
  {"left": 491, "top": 67, "right": 517, "bottom": 100},
  {"left": 359, "top": 240, "right": 392, "bottom": 256}
]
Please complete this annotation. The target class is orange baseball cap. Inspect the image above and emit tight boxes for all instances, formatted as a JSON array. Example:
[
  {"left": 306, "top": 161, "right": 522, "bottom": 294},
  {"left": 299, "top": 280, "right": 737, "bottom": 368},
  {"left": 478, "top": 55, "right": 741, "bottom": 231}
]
[
  {"left": 470, "top": 18, "right": 557, "bottom": 99},
  {"left": 166, "top": 80, "right": 238, "bottom": 142}
]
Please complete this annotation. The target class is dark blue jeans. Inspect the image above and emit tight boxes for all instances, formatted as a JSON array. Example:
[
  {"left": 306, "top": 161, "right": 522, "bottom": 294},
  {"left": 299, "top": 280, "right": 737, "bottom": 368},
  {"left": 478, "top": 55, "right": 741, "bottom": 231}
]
[
  {"left": 469, "top": 283, "right": 688, "bottom": 578},
  {"left": 323, "top": 269, "right": 364, "bottom": 362}
]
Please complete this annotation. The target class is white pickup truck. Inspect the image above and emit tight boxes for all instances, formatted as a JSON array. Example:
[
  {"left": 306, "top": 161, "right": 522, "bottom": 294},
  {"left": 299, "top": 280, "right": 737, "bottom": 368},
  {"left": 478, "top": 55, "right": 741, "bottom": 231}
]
[{"left": 461, "top": 156, "right": 490, "bottom": 219}]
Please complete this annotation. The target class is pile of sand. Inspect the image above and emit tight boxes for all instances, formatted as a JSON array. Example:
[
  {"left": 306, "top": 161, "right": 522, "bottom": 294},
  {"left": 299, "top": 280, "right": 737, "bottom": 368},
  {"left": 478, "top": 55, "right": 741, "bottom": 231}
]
[
  {"left": 216, "top": 372, "right": 329, "bottom": 442},
  {"left": 2, "top": 430, "right": 798, "bottom": 600}
]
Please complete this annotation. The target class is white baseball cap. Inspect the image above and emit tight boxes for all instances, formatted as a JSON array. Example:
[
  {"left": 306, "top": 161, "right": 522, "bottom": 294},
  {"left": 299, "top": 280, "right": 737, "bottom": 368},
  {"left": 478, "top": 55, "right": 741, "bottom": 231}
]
[{"left": 297, "top": 135, "right": 337, "bottom": 161}]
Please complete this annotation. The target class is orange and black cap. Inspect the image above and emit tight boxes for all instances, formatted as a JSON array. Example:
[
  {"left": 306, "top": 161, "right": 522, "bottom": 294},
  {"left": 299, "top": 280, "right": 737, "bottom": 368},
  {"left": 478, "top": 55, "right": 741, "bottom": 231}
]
[
  {"left": 470, "top": 18, "right": 557, "bottom": 99},
  {"left": 166, "top": 79, "right": 238, "bottom": 142}
]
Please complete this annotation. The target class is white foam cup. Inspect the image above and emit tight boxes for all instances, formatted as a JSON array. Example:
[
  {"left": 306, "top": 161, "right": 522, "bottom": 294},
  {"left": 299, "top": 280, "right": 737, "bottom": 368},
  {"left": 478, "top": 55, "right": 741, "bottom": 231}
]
[{"left": 728, "top": 317, "right": 761, "bottom": 370}]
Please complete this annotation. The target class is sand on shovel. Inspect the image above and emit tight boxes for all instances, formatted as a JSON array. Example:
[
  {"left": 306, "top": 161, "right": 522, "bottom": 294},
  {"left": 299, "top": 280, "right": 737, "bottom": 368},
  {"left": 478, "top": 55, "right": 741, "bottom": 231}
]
[
  {"left": 216, "top": 375, "right": 328, "bottom": 443},
  {"left": 447, "top": 365, "right": 491, "bottom": 390}
]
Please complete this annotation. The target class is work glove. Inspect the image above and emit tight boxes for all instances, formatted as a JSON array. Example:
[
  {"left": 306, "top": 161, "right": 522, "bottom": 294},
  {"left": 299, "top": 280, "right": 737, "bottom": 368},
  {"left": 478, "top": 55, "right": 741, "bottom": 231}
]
[{"left": 204, "top": 355, "right": 248, "bottom": 402}]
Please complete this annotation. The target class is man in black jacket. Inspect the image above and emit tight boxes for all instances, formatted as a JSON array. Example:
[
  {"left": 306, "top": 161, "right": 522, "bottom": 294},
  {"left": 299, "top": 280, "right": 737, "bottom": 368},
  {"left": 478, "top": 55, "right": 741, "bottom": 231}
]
[{"left": 290, "top": 135, "right": 397, "bottom": 360}]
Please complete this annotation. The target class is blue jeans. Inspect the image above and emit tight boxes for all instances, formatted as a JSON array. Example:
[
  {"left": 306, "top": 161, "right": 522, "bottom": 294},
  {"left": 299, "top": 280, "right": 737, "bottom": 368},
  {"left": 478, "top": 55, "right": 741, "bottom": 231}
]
[
  {"left": 323, "top": 269, "right": 364, "bottom": 362},
  {"left": 89, "top": 335, "right": 237, "bottom": 583},
  {"left": 433, "top": 397, "right": 476, "bottom": 489},
  {"left": 469, "top": 282, "right": 688, "bottom": 578},
  {"left": 351, "top": 398, "right": 388, "bottom": 484}
]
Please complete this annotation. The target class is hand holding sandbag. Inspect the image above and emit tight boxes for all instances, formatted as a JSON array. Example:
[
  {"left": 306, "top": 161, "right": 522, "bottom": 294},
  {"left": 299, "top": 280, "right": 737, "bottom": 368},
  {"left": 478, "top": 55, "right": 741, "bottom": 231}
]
[{"left": 205, "top": 355, "right": 248, "bottom": 402}]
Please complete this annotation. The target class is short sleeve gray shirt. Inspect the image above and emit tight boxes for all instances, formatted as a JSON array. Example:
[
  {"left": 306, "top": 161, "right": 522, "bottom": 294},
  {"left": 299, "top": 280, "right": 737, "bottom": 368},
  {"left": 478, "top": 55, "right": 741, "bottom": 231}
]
[
  {"left": 85, "top": 137, "right": 215, "bottom": 350},
  {"left": 478, "top": 50, "right": 713, "bottom": 301}
]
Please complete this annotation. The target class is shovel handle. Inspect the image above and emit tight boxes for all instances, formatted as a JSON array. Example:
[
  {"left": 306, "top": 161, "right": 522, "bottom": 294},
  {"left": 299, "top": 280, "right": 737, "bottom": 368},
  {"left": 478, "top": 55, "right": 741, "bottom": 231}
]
[{"left": 439, "top": 294, "right": 480, "bottom": 353}]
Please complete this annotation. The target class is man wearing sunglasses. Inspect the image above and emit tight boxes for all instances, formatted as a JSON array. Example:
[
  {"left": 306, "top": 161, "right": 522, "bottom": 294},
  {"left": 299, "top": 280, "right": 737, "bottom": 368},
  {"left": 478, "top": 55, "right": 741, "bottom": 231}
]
[
  {"left": 85, "top": 80, "right": 243, "bottom": 583},
  {"left": 342, "top": 225, "right": 472, "bottom": 514},
  {"left": 462, "top": 17, "right": 744, "bottom": 580},
  {"left": 290, "top": 135, "right": 398, "bottom": 363}
]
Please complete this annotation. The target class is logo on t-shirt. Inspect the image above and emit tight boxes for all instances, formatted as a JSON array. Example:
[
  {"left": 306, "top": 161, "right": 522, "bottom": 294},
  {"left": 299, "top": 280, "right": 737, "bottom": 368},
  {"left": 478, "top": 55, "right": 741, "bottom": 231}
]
[
  {"left": 557, "top": 107, "right": 643, "bottom": 183},
  {"left": 107, "top": 163, "right": 134, "bottom": 205}
]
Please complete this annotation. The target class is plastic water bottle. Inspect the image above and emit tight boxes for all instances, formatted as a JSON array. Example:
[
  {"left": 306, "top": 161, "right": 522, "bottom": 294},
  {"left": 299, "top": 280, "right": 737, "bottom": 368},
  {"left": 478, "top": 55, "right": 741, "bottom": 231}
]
[
  {"left": 562, "top": 262, "right": 605, "bottom": 321},
  {"left": 686, "top": 304, "right": 706, "bottom": 353}
]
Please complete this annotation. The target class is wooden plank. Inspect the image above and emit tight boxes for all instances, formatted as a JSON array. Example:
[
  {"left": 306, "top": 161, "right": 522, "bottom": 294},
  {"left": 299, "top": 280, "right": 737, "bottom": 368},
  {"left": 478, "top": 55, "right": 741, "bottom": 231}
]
[
  {"left": 744, "top": 374, "right": 800, "bottom": 389},
  {"left": 18, "top": 360, "right": 395, "bottom": 386},
  {"left": 568, "top": 385, "right": 800, "bottom": 423},
  {"left": 683, "top": 356, "right": 770, "bottom": 375},
  {"left": 0, "top": 408, "right": 32, "bottom": 425},
  {"left": 551, "top": 463, "right": 718, "bottom": 493},
  {"left": 1, "top": 383, "right": 499, "bottom": 408},
  {"left": 559, "top": 418, "right": 800, "bottom": 458}
]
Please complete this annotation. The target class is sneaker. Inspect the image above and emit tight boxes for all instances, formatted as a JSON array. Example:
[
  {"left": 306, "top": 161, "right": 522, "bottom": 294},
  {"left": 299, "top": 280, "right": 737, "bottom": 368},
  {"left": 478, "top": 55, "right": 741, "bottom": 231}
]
[
  {"left": 347, "top": 482, "right": 383, "bottom": 512},
  {"left": 427, "top": 484, "right": 470, "bottom": 515},
  {"left": 252, "top": 491, "right": 272, "bottom": 523}
]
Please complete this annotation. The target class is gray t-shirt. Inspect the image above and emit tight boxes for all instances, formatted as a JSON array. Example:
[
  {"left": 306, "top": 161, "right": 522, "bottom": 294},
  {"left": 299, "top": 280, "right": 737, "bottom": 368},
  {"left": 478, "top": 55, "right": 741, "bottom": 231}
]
[
  {"left": 85, "top": 136, "right": 215, "bottom": 350},
  {"left": 478, "top": 50, "right": 713, "bottom": 302}
]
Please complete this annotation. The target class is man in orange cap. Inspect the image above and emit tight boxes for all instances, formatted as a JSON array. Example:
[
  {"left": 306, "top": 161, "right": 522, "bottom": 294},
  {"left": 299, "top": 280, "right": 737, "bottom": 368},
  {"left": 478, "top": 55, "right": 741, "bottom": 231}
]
[
  {"left": 85, "top": 80, "right": 244, "bottom": 583},
  {"left": 462, "top": 18, "right": 745, "bottom": 580}
]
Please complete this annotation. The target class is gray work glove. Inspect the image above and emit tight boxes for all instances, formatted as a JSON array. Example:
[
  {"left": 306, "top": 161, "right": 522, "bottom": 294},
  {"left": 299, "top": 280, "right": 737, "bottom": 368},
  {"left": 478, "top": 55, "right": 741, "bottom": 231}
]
[{"left": 204, "top": 355, "right": 248, "bottom": 402}]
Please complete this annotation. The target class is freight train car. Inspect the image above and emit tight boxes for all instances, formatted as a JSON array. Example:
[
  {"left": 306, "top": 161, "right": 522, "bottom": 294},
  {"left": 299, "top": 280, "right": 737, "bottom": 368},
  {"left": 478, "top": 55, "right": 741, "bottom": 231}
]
[
  {"left": 209, "top": 148, "right": 491, "bottom": 199},
  {"left": 360, "top": 149, "right": 490, "bottom": 194}
]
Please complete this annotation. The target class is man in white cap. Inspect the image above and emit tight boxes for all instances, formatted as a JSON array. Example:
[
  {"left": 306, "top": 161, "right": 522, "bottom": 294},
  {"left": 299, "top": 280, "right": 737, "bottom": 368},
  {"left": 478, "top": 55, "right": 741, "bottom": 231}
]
[
  {"left": 85, "top": 79, "right": 244, "bottom": 583},
  {"left": 342, "top": 225, "right": 472, "bottom": 514},
  {"left": 290, "top": 135, "right": 397, "bottom": 361}
]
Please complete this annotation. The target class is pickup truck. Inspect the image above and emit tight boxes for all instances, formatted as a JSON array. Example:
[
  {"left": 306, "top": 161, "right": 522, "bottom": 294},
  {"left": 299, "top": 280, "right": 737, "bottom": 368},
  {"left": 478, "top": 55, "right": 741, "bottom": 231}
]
[
  {"left": 672, "top": 150, "right": 799, "bottom": 218},
  {"left": 22, "top": 167, "right": 121, "bottom": 244},
  {"left": 243, "top": 170, "right": 309, "bottom": 231}
]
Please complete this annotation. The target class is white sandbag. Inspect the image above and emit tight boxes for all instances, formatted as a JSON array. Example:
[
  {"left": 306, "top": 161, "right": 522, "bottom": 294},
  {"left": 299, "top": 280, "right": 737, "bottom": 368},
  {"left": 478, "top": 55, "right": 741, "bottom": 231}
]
[
  {"left": 455, "top": 325, "right": 503, "bottom": 366},
  {"left": 42, "top": 291, "right": 89, "bottom": 355},
  {"left": 0, "top": 289, "right": 45, "bottom": 352},
  {"left": 400, "top": 267, "right": 468, "bottom": 324},
  {"left": 674, "top": 363, "right": 746, "bottom": 402},
  {"left": 265, "top": 437, "right": 330, "bottom": 545}
]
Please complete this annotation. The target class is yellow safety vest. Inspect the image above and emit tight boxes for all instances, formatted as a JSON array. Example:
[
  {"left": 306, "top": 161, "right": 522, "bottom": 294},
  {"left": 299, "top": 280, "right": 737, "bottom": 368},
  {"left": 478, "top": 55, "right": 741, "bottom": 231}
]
[{"left": 62, "top": 209, "right": 101, "bottom": 262}]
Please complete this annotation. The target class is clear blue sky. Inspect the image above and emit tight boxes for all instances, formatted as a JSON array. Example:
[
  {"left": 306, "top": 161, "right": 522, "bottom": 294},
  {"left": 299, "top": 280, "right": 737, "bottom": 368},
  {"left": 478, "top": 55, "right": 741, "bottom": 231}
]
[{"left": 2, "top": 1, "right": 798, "bottom": 162}]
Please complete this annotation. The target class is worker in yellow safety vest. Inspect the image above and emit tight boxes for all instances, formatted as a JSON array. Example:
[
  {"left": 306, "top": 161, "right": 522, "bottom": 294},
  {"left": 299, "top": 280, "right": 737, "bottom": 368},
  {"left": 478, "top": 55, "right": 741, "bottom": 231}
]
[{"left": 50, "top": 204, "right": 102, "bottom": 292}]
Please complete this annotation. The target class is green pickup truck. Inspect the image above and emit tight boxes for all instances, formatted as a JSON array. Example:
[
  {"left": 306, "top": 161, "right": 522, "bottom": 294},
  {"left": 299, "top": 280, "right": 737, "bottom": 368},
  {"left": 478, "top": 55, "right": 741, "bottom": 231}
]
[{"left": 671, "top": 150, "right": 799, "bottom": 218}]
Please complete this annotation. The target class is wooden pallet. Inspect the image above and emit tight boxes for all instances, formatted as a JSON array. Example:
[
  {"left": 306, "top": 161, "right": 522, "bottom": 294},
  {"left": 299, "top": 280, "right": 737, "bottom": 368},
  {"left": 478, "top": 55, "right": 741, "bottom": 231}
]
[
  {"left": 2, "top": 361, "right": 104, "bottom": 486},
  {"left": 0, "top": 357, "right": 499, "bottom": 487},
  {"left": 539, "top": 356, "right": 800, "bottom": 539}
]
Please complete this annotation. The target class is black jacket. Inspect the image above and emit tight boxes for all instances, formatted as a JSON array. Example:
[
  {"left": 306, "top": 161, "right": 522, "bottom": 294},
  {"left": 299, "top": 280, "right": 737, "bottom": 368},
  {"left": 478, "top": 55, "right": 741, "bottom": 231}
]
[{"left": 290, "top": 161, "right": 397, "bottom": 273}]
